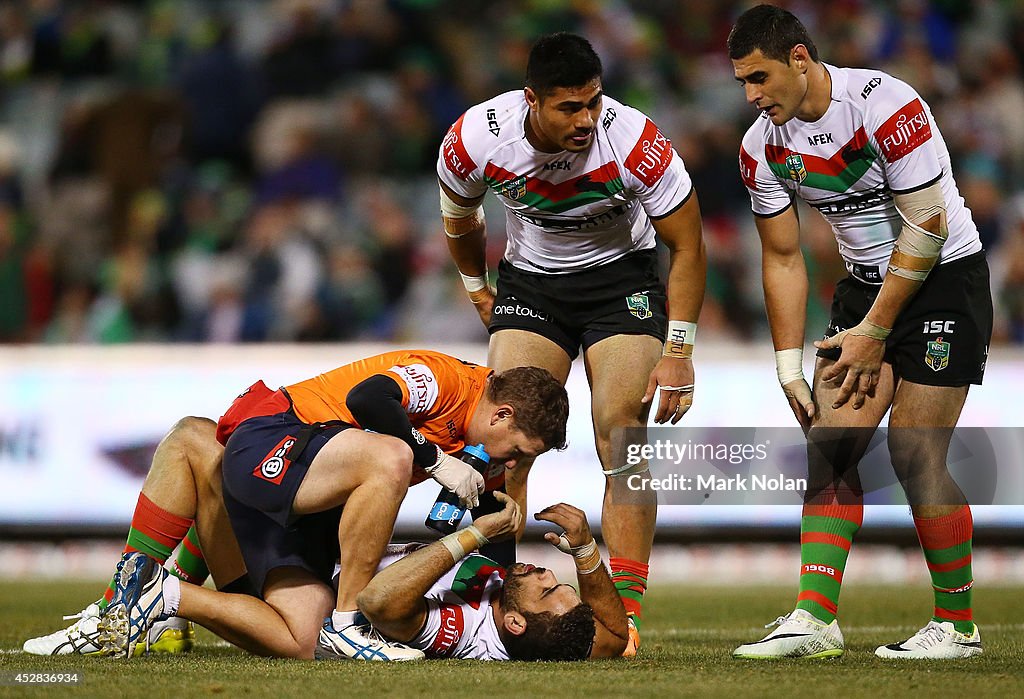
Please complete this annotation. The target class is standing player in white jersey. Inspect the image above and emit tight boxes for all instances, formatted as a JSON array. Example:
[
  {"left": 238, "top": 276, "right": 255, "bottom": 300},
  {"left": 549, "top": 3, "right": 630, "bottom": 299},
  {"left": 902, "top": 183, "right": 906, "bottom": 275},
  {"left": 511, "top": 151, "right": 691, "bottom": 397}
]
[
  {"left": 728, "top": 5, "right": 991, "bottom": 660},
  {"left": 437, "top": 32, "right": 707, "bottom": 656}
]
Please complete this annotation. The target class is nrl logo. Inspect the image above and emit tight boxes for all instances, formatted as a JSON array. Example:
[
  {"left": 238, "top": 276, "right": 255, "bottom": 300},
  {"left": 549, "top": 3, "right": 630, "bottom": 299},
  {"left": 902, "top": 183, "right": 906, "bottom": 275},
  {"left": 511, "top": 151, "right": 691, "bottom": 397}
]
[
  {"left": 925, "top": 337, "right": 950, "bottom": 371},
  {"left": 499, "top": 176, "right": 527, "bottom": 200},
  {"left": 626, "top": 293, "right": 652, "bottom": 320},
  {"left": 785, "top": 153, "right": 807, "bottom": 183}
]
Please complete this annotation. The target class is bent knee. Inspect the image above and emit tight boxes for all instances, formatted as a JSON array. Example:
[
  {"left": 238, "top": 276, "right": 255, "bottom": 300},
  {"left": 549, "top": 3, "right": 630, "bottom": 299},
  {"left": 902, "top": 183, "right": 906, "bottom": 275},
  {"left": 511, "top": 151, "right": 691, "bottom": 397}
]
[
  {"left": 167, "top": 416, "right": 217, "bottom": 449},
  {"left": 372, "top": 437, "right": 414, "bottom": 485}
]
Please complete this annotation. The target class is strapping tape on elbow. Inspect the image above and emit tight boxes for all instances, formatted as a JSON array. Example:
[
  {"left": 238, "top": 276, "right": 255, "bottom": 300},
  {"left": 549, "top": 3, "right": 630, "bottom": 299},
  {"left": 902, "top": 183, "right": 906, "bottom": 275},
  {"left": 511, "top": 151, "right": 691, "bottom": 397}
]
[
  {"left": 440, "top": 185, "right": 485, "bottom": 238},
  {"left": 888, "top": 184, "right": 949, "bottom": 282}
]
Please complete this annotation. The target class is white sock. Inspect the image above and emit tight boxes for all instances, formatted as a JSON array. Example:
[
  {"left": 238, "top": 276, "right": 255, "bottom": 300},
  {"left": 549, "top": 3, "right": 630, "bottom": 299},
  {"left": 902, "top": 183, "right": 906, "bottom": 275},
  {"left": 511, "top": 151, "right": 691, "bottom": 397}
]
[
  {"left": 163, "top": 575, "right": 181, "bottom": 617},
  {"left": 332, "top": 609, "right": 359, "bottom": 629}
]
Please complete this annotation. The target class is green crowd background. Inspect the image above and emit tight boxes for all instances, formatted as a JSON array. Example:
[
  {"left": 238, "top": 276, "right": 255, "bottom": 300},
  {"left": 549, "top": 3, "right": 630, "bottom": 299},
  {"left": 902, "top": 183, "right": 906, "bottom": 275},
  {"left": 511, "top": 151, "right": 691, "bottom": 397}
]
[{"left": 2, "top": 0, "right": 1022, "bottom": 346}]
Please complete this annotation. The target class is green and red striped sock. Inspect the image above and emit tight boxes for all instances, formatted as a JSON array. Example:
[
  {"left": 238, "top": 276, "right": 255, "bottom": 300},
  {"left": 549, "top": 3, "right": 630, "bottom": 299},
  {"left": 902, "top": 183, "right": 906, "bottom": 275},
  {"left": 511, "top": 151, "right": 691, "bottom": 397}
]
[
  {"left": 795, "top": 501, "right": 863, "bottom": 624},
  {"left": 100, "top": 493, "right": 192, "bottom": 610},
  {"left": 170, "top": 524, "right": 209, "bottom": 585},
  {"left": 610, "top": 557, "right": 648, "bottom": 628},
  {"left": 914, "top": 505, "right": 974, "bottom": 634}
]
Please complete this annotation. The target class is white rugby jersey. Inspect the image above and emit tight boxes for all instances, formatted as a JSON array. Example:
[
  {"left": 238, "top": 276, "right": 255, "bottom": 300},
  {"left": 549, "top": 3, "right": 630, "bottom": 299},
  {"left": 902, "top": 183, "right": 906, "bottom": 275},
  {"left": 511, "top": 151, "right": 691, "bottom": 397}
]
[
  {"left": 739, "top": 64, "right": 981, "bottom": 284},
  {"left": 402, "top": 552, "right": 509, "bottom": 660},
  {"left": 437, "top": 91, "right": 693, "bottom": 273}
]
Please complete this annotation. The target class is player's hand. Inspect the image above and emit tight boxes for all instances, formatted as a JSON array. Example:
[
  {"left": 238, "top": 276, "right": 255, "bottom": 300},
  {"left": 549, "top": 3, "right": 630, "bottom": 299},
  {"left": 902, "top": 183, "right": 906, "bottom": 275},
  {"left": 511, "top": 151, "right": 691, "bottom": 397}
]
[
  {"left": 534, "top": 503, "right": 594, "bottom": 550},
  {"left": 426, "top": 449, "right": 485, "bottom": 509},
  {"left": 782, "top": 377, "right": 816, "bottom": 434},
  {"left": 642, "top": 356, "right": 694, "bottom": 424},
  {"left": 467, "top": 286, "right": 496, "bottom": 327},
  {"left": 814, "top": 328, "right": 885, "bottom": 410},
  {"left": 472, "top": 491, "right": 521, "bottom": 541}
]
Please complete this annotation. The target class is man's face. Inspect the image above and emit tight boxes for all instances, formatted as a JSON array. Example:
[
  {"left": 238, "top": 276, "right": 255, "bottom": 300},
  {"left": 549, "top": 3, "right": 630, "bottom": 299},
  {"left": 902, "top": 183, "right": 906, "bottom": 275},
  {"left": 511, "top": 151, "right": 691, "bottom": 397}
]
[
  {"left": 732, "top": 48, "right": 808, "bottom": 125},
  {"left": 526, "top": 79, "right": 603, "bottom": 153},
  {"left": 501, "top": 563, "right": 581, "bottom": 616},
  {"left": 471, "top": 417, "right": 546, "bottom": 470}
]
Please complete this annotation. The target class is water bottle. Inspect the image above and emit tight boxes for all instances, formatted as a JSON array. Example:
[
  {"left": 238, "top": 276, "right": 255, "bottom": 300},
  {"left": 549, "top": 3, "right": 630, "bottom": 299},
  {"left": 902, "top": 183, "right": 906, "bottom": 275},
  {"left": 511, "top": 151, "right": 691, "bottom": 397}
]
[{"left": 424, "top": 444, "right": 490, "bottom": 535}]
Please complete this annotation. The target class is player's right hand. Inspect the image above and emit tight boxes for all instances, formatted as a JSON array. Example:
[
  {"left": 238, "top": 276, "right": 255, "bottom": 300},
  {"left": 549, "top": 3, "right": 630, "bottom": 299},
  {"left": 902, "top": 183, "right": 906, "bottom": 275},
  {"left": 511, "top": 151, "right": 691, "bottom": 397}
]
[
  {"left": 467, "top": 286, "right": 496, "bottom": 327},
  {"left": 534, "top": 503, "right": 594, "bottom": 550},
  {"left": 427, "top": 450, "right": 485, "bottom": 509},
  {"left": 782, "top": 377, "right": 815, "bottom": 434},
  {"left": 473, "top": 491, "right": 521, "bottom": 541}
]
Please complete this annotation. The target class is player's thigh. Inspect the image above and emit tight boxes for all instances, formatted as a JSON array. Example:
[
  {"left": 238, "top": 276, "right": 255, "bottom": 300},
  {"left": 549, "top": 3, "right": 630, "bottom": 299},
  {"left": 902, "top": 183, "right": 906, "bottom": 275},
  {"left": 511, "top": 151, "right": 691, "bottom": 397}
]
[
  {"left": 812, "top": 356, "right": 895, "bottom": 429},
  {"left": 584, "top": 333, "right": 662, "bottom": 432},
  {"left": 887, "top": 380, "right": 968, "bottom": 472},
  {"left": 293, "top": 430, "right": 412, "bottom": 515},
  {"left": 488, "top": 328, "right": 573, "bottom": 383},
  {"left": 262, "top": 566, "right": 335, "bottom": 658}
]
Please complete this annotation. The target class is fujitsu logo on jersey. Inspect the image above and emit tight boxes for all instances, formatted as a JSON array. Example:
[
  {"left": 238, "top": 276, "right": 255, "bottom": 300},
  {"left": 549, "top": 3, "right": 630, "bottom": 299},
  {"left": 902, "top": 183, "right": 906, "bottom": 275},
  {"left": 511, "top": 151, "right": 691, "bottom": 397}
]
[
  {"left": 625, "top": 119, "right": 673, "bottom": 187},
  {"left": 389, "top": 363, "right": 439, "bottom": 413},
  {"left": 429, "top": 604, "right": 465, "bottom": 656},
  {"left": 739, "top": 147, "right": 757, "bottom": 190},
  {"left": 442, "top": 115, "right": 477, "bottom": 180},
  {"left": 875, "top": 99, "right": 932, "bottom": 162}
]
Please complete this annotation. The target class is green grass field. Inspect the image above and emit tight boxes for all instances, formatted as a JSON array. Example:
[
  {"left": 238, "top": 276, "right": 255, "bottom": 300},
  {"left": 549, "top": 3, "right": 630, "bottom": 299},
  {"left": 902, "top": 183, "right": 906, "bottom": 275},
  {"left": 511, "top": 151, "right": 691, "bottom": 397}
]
[{"left": 2, "top": 581, "right": 1022, "bottom": 698}]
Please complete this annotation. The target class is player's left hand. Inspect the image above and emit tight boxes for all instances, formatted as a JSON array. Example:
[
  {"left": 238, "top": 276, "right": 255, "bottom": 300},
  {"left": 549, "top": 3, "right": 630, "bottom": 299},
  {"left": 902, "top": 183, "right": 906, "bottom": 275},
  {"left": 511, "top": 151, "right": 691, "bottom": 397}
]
[
  {"left": 473, "top": 491, "right": 522, "bottom": 541},
  {"left": 814, "top": 328, "right": 885, "bottom": 410},
  {"left": 535, "top": 503, "right": 593, "bottom": 549},
  {"left": 642, "top": 356, "right": 694, "bottom": 424}
]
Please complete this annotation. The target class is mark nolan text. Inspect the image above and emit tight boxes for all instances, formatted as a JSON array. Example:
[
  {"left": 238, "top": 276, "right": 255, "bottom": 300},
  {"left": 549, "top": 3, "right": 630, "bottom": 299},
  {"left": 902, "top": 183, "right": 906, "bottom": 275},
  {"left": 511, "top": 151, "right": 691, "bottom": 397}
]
[{"left": 628, "top": 473, "right": 807, "bottom": 492}]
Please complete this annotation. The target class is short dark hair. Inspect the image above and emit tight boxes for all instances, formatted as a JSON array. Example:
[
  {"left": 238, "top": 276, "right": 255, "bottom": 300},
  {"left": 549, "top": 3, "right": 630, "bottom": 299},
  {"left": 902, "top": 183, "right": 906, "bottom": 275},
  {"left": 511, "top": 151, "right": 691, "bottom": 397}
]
[
  {"left": 727, "top": 4, "right": 819, "bottom": 64},
  {"left": 503, "top": 602, "right": 596, "bottom": 661},
  {"left": 526, "top": 32, "right": 602, "bottom": 97},
  {"left": 488, "top": 366, "right": 569, "bottom": 452}
]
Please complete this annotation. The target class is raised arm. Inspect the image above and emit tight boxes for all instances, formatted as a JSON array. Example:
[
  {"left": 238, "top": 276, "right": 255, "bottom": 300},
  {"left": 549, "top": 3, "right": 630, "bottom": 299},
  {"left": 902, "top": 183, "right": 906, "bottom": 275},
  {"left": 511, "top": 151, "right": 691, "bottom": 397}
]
[
  {"left": 534, "top": 503, "right": 629, "bottom": 657},
  {"left": 356, "top": 492, "right": 522, "bottom": 642}
]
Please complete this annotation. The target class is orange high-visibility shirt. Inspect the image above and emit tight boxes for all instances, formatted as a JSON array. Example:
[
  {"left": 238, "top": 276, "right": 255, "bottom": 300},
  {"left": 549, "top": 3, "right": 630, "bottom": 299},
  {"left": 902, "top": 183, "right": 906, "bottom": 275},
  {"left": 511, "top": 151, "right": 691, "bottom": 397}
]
[{"left": 286, "top": 349, "right": 492, "bottom": 457}]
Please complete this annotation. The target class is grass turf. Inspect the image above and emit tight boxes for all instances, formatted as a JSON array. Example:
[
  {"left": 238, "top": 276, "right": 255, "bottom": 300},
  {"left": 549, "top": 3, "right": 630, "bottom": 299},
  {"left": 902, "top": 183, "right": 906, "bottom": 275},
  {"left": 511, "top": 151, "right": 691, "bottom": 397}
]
[{"left": 1, "top": 580, "right": 1021, "bottom": 698}]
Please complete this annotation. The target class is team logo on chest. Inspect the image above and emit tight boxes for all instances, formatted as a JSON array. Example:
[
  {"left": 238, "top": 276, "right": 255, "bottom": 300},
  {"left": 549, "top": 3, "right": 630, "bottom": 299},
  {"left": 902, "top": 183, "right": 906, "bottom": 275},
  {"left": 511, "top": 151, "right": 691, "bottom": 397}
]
[
  {"left": 626, "top": 293, "right": 652, "bottom": 320},
  {"left": 925, "top": 337, "right": 950, "bottom": 372},
  {"left": 497, "top": 176, "right": 527, "bottom": 200},
  {"left": 785, "top": 153, "right": 808, "bottom": 183}
]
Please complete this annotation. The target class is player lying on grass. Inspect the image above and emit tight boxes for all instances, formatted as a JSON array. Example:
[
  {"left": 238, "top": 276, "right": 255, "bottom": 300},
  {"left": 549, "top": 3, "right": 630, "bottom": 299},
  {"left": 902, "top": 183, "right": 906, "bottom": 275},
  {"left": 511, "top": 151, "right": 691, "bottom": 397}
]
[
  {"left": 24, "top": 349, "right": 569, "bottom": 661},
  {"left": 106, "top": 492, "right": 628, "bottom": 661},
  {"left": 25, "top": 380, "right": 622, "bottom": 659}
]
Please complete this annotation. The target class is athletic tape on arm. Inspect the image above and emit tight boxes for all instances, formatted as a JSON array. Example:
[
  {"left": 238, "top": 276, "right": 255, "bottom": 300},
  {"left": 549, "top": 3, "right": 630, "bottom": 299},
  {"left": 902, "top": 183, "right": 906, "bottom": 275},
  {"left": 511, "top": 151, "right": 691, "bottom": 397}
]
[
  {"left": 889, "top": 182, "right": 948, "bottom": 282},
  {"left": 440, "top": 184, "right": 485, "bottom": 238}
]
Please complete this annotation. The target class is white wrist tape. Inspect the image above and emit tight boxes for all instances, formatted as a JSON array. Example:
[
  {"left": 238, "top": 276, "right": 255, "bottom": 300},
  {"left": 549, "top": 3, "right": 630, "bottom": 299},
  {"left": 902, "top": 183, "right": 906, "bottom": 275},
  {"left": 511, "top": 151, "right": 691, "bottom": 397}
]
[
  {"left": 555, "top": 535, "right": 603, "bottom": 575},
  {"left": 440, "top": 525, "right": 490, "bottom": 563},
  {"left": 460, "top": 272, "right": 489, "bottom": 293},
  {"left": 664, "top": 320, "right": 697, "bottom": 358},
  {"left": 775, "top": 348, "right": 804, "bottom": 387}
]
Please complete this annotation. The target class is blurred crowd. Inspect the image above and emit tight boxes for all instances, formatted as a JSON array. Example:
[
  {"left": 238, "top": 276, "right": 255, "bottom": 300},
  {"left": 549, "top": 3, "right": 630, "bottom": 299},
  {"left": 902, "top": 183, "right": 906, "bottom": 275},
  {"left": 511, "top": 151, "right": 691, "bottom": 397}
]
[{"left": 2, "top": 0, "right": 1024, "bottom": 346}]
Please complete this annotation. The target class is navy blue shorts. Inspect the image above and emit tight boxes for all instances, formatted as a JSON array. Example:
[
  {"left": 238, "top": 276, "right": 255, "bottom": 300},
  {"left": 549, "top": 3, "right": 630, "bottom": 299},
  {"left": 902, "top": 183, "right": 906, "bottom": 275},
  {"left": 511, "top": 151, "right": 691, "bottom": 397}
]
[{"left": 221, "top": 410, "right": 351, "bottom": 596}]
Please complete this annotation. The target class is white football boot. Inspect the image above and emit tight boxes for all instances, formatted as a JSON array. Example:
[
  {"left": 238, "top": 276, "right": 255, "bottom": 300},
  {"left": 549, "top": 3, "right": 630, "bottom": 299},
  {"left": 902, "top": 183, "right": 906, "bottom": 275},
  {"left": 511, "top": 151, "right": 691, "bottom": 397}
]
[
  {"left": 23, "top": 600, "right": 194, "bottom": 656},
  {"left": 315, "top": 616, "right": 424, "bottom": 661},
  {"left": 875, "top": 620, "right": 982, "bottom": 659},
  {"left": 733, "top": 609, "right": 844, "bottom": 659}
]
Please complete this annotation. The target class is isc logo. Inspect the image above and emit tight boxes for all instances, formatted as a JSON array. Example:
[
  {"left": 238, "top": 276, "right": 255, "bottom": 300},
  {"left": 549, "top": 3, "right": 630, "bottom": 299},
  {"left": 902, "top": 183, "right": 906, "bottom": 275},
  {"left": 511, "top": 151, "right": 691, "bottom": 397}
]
[{"left": 923, "top": 320, "right": 955, "bottom": 334}]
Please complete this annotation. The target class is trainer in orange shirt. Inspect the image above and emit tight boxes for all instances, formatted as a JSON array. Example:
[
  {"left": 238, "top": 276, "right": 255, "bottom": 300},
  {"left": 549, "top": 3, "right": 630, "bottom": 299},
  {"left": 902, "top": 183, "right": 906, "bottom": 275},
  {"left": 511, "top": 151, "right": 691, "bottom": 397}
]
[{"left": 209, "top": 349, "right": 568, "bottom": 661}]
